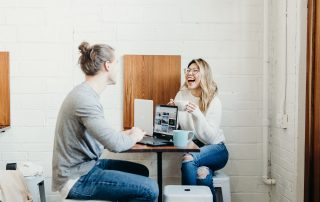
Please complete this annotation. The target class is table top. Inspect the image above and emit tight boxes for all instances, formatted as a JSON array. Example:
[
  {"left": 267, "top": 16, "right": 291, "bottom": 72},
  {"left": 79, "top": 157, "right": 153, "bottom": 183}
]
[{"left": 124, "top": 141, "right": 200, "bottom": 153}]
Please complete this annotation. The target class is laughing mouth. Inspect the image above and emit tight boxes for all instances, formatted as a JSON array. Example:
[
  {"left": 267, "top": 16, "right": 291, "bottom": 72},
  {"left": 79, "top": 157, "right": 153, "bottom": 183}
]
[{"left": 187, "top": 78, "right": 196, "bottom": 85}]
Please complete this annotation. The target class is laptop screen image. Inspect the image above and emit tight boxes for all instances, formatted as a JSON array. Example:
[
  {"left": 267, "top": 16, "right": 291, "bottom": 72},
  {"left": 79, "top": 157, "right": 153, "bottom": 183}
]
[
  {"left": 135, "top": 102, "right": 178, "bottom": 146},
  {"left": 153, "top": 105, "right": 178, "bottom": 136}
]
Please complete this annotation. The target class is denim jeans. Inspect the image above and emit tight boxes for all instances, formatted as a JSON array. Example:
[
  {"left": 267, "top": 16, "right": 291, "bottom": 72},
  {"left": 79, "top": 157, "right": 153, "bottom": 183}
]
[
  {"left": 181, "top": 142, "right": 229, "bottom": 202},
  {"left": 67, "top": 159, "right": 159, "bottom": 202}
]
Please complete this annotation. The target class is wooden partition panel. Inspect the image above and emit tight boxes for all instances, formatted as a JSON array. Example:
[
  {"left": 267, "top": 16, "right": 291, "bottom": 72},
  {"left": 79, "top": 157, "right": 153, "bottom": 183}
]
[
  {"left": 0, "top": 52, "right": 10, "bottom": 128},
  {"left": 123, "top": 55, "right": 181, "bottom": 129}
]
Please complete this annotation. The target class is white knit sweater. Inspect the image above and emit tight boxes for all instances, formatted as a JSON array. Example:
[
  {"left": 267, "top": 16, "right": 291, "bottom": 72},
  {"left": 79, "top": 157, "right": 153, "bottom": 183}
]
[{"left": 174, "top": 89, "right": 225, "bottom": 145}]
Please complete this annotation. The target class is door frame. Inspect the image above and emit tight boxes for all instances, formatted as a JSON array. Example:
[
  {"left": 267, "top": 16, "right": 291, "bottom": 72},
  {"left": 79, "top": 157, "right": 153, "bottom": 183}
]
[{"left": 305, "top": 0, "right": 320, "bottom": 201}]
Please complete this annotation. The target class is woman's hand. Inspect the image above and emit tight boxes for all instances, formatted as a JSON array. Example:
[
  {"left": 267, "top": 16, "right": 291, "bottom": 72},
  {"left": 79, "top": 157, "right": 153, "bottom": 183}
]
[
  {"left": 186, "top": 102, "right": 201, "bottom": 116},
  {"left": 167, "top": 98, "right": 175, "bottom": 106}
]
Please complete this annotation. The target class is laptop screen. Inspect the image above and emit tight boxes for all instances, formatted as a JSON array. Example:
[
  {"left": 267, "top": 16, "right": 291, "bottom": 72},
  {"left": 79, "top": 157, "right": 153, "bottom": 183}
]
[{"left": 153, "top": 105, "right": 178, "bottom": 136}]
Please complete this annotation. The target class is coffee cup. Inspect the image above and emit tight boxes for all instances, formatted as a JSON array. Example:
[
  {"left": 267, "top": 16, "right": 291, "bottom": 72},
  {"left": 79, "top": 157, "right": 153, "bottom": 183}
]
[
  {"left": 175, "top": 100, "right": 188, "bottom": 111},
  {"left": 173, "top": 130, "right": 194, "bottom": 148}
]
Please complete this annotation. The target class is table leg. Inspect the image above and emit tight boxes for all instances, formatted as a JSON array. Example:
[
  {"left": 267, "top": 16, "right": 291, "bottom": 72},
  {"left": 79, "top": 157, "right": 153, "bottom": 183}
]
[
  {"left": 38, "top": 180, "right": 46, "bottom": 202},
  {"left": 157, "top": 152, "right": 162, "bottom": 202}
]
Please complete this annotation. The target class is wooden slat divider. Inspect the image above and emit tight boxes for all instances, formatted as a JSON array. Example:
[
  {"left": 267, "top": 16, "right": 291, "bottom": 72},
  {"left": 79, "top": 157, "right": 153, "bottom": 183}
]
[
  {"left": 0, "top": 52, "right": 10, "bottom": 128},
  {"left": 123, "top": 55, "right": 181, "bottom": 129}
]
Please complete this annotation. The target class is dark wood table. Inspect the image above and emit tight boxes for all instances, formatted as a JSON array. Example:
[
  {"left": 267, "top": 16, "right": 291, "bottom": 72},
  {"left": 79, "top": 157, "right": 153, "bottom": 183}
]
[{"left": 124, "top": 142, "right": 200, "bottom": 202}]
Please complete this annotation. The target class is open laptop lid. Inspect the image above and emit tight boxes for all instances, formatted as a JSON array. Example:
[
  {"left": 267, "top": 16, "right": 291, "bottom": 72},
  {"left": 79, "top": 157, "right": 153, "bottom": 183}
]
[{"left": 153, "top": 105, "right": 178, "bottom": 140}]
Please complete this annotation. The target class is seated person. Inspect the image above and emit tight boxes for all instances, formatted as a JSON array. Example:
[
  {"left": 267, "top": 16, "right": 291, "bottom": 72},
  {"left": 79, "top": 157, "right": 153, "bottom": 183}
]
[
  {"left": 169, "top": 58, "right": 228, "bottom": 202},
  {"left": 52, "top": 41, "right": 159, "bottom": 202}
]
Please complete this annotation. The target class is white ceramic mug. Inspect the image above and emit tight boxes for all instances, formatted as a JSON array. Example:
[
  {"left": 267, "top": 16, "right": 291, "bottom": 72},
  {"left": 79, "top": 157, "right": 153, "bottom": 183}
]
[{"left": 173, "top": 130, "right": 194, "bottom": 148}]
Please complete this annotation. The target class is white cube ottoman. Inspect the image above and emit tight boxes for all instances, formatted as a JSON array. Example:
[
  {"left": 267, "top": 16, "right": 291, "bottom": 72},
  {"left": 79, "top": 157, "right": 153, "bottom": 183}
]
[
  {"left": 213, "top": 171, "right": 231, "bottom": 202},
  {"left": 164, "top": 185, "right": 212, "bottom": 202}
]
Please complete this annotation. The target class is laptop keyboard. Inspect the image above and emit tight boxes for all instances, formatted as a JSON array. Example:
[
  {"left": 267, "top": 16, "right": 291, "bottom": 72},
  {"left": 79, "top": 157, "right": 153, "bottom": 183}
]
[
  {"left": 142, "top": 136, "right": 165, "bottom": 143},
  {"left": 139, "top": 136, "right": 173, "bottom": 146}
]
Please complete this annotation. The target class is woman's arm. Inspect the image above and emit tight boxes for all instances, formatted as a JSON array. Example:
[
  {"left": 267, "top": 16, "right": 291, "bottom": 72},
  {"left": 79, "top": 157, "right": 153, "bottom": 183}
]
[{"left": 189, "top": 97, "right": 222, "bottom": 144}]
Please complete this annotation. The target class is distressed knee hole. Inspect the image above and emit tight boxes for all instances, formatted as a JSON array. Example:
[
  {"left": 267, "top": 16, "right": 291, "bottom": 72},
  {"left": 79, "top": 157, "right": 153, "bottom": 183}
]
[
  {"left": 197, "top": 166, "right": 209, "bottom": 179},
  {"left": 182, "top": 154, "right": 193, "bottom": 163}
]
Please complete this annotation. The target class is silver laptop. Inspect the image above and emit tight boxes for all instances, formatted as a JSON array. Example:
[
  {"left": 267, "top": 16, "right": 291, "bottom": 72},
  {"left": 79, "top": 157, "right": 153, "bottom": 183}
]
[{"left": 134, "top": 99, "right": 178, "bottom": 146}]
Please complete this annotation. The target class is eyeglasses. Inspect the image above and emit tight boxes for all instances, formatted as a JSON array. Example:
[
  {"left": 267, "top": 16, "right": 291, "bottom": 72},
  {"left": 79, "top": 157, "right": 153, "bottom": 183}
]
[{"left": 184, "top": 68, "right": 200, "bottom": 75}]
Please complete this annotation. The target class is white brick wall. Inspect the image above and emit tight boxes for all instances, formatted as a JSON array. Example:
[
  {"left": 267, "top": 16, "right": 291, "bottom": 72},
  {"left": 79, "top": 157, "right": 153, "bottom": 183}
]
[
  {"left": 0, "top": 0, "right": 272, "bottom": 201},
  {"left": 269, "top": 0, "right": 307, "bottom": 202}
]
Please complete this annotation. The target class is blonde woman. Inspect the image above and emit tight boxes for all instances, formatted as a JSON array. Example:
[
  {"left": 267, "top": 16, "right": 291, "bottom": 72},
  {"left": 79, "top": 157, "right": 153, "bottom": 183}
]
[{"left": 169, "top": 58, "right": 228, "bottom": 202}]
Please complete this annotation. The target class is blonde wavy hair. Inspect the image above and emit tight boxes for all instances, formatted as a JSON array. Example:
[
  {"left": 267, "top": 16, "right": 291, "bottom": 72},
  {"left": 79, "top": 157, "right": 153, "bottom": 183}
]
[{"left": 182, "top": 58, "right": 218, "bottom": 112}]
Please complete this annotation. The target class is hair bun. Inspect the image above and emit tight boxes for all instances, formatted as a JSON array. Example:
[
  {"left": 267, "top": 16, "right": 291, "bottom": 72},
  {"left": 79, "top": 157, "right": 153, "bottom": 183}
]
[{"left": 78, "top": 41, "right": 91, "bottom": 55}]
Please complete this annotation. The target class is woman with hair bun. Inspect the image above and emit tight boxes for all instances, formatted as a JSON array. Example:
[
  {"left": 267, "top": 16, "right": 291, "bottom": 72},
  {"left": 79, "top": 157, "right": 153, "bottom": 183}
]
[{"left": 52, "top": 42, "right": 159, "bottom": 201}]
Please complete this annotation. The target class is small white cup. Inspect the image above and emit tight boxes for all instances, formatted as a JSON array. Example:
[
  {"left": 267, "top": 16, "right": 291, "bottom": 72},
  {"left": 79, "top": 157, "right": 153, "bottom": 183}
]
[{"left": 175, "top": 100, "right": 188, "bottom": 111}]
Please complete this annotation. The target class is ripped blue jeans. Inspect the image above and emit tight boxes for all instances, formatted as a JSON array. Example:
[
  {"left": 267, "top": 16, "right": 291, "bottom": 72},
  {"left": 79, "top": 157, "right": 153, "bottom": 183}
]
[{"left": 181, "top": 142, "right": 228, "bottom": 202}]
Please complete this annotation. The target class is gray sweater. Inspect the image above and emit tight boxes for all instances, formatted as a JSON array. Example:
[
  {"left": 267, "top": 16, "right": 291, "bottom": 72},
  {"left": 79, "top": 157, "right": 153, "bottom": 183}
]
[{"left": 52, "top": 82, "right": 135, "bottom": 192}]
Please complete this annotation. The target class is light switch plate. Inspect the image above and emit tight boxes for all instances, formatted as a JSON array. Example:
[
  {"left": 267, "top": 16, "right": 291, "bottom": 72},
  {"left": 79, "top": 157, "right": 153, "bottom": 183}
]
[{"left": 280, "top": 114, "right": 288, "bottom": 129}]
